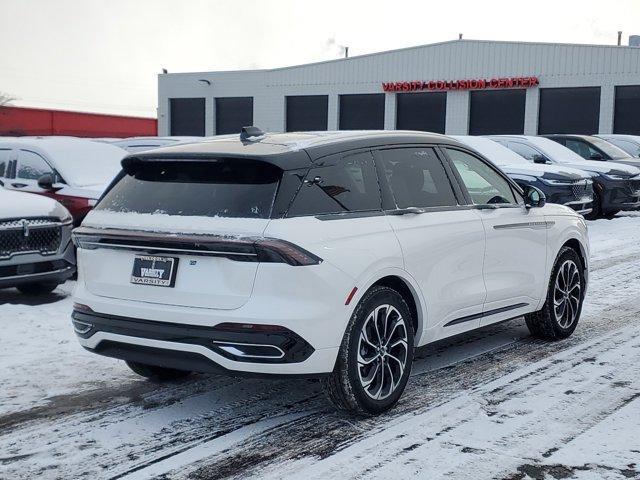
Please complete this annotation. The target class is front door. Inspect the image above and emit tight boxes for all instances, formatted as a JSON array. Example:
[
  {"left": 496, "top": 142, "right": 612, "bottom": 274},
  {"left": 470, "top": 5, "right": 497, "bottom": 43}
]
[
  {"left": 375, "top": 146, "right": 486, "bottom": 343},
  {"left": 444, "top": 147, "right": 548, "bottom": 326}
]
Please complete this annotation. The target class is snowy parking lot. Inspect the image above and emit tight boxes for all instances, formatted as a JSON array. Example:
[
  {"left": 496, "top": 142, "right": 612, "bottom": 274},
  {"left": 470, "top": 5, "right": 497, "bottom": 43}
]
[{"left": 2, "top": 214, "right": 640, "bottom": 480}]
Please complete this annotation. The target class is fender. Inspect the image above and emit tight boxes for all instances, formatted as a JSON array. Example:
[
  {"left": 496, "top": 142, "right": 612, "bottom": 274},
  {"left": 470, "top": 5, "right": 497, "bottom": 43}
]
[
  {"left": 345, "top": 266, "right": 429, "bottom": 347},
  {"left": 539, "top": 213, "right": 590, "bottom": 310}
]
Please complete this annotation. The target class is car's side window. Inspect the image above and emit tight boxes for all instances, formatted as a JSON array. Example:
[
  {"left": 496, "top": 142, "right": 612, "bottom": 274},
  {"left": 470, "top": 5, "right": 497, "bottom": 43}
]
[
  {"left": 564, "top": 139, "right": 599, "bottom": 159},
  {"left": 378, "top": 147, "right": 458, "bottom": 208},
  {"left": 16, "top": 150, "right": 53, "bottom": 180},
  {"left": 507, "top": 141, "right": 548, "bottom": 163},
  {"left": 446, "top": 148, "right": 517, "bottom": 206},
  {"left": 0, "top": 149, "right": 12, "bottom": 178},
  {"left": 287, "top": 151, "right": 381, "bottom": 216}
]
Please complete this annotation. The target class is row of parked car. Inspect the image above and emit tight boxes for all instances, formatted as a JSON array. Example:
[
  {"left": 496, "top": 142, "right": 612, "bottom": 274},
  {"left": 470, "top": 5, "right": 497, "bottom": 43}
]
[{"left": 0, "top": 132, "right": 639, "bottom": 297}]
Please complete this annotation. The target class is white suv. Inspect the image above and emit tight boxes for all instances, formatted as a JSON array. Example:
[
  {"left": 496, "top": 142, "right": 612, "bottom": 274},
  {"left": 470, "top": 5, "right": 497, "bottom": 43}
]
[{"left": 72, "top": 130, "right": 589, "bottom": 414}]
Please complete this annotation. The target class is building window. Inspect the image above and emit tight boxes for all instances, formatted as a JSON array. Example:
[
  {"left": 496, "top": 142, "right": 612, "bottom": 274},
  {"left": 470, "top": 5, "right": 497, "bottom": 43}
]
[
  {"left": 469, "top": 89, "right": 526, "bottom": 135},
  {"left": 215, "top": 97, "right": 254, "bottom": 135},
  {"left": 339, "top": 94, "right": 385, "bottom": 130},
  {"left": 538, "top": 87, "right": 601, "bottom": 134},
  {"left": 170, "top": 98, "right": 205, "bottom": 136},
  {"left": 395, "top": 92, "right": 446, "bottom": 133},
  {"left": 286, "top": 95, "right": 328, "bottom": 132},
  {"left": 614, "top": 85, "right": 640, "bottom": 135}
]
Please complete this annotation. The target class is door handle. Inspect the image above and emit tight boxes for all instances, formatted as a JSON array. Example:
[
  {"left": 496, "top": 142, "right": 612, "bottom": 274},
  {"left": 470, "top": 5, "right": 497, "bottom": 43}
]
[
  {"left": 11, "top": 183, "right": 28, "bottom": 188},
  {"left": 387, "top": 207, "right": 425, "bottom": 215}
]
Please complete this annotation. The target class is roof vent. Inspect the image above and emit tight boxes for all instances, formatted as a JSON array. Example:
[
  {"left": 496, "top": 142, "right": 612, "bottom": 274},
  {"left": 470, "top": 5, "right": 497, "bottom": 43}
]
[{"left": 240, "top": 126, "right": 265, "bottom": 141}]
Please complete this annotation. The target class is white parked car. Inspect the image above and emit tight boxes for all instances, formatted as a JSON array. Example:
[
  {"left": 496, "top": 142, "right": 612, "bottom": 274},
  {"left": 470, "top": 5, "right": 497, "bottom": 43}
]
[
  {"left": 0, "top": 137, "right": 126, "bottom": 225},
  {"left": 0, "top": 188, "right": 74, "bottom": 294},
  {"left": 72, "top": 130, "right": 589, "bottom": 414},
  {"left": 594, "top": 134, "right": 640, "bottom": 158}
]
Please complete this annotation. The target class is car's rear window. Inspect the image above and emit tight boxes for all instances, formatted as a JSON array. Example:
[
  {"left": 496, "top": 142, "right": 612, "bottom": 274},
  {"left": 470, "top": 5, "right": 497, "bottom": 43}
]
[{"left": 95, "top": 159, "right": 281, "bottom": 219}]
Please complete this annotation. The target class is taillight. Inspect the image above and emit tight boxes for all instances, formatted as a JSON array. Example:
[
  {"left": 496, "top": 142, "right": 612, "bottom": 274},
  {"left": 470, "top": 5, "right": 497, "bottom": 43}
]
[
  {"left": 255, "top": 238, "right": 322, "bottom": 266},
  {"left": 72, "top": 227, "right": 322, "bottom": 266}
]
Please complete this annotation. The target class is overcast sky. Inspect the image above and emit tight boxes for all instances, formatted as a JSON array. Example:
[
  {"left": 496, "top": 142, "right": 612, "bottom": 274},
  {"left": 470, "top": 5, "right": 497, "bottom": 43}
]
[{"left": 1, "top": 0, "right": 639, "bottom": 117}]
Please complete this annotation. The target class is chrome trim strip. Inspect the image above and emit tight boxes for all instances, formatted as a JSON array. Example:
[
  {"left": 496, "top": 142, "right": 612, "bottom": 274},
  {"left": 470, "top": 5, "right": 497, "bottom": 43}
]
[
  {"left": 444, "top": 302, "right": 529, "bottom": 327},
  {"left": 212, "top": 341, "right": 286, "bottom": 359},
  {"left": 79, "top": 242, "right": 257, "bottom": 257},
  {"left": 493, "top": 221, "right": 555, "bottom": 230}
]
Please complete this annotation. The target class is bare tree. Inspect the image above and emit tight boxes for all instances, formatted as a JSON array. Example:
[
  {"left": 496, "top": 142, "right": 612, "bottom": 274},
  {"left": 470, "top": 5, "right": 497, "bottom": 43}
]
[{"left": 0, "top": 92, "right": 16, "bottom": 107}]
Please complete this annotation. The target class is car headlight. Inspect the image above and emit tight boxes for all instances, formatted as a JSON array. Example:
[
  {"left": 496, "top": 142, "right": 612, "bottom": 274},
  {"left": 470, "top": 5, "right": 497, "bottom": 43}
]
[
  {"left": 539, "top": 177, "right": 575, "bottom": 186},
  {"left": 602, "top": 173, "right": 630, "bottom": 181}
]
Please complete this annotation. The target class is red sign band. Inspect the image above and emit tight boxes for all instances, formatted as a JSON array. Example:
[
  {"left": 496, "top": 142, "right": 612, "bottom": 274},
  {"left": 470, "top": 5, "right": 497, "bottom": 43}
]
[{"left": 382, "top": 76, "right": 540, "bottom": 92}]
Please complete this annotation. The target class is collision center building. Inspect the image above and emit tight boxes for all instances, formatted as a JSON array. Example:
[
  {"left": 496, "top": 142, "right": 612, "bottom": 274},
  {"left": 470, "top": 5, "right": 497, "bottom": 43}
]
[{"left": 157, "top": 39, "right": 640, "bottom": 137}]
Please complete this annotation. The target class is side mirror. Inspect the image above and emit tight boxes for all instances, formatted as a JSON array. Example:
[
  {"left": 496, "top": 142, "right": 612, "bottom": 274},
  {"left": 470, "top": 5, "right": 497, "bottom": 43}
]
[
  {"left": 524, "top": 185, "right": 546, "bottom": 209},
  {"left": 532, "top": 154, "right": 548, "bottom": 164},
  {"left": 589, "top": 153, "right": 604, "bottom": 161},
  {"left": 37, "top": 173, "right": 55, "bottom": 190}
]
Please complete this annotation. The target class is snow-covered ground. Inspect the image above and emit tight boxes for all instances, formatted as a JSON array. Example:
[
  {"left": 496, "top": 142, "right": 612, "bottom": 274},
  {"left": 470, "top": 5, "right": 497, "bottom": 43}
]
[{"left": 1, "top": 214, "right": 640, "bottom": 479}]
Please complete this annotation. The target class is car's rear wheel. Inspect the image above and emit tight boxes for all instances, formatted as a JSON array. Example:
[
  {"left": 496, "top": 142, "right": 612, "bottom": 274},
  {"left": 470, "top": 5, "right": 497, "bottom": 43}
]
[
  {"left": 323, "top": 286, "right": 415, "bottom": 415},
  {"left": 525, "top": 247, "right": 585, "bottom": 340},
  {"left": 17, "top": 282, "right": 59, "bottom": 295},
  {"left": 126, "top": 361, "right": 192, "bottom": 381}
]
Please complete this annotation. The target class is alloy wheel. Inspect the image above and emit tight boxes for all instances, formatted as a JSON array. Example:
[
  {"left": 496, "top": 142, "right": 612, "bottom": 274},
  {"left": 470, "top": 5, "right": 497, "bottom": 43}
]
[
  {"left": 553, "top": 259, "right": 582, "bottom": 328},
  {"left": 357, "top": 304, "right": 409, "bottom": 400}
]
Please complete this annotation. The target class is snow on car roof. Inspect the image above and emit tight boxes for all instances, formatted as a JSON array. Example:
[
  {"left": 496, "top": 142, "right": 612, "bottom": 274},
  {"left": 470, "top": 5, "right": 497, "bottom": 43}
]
[
  {"left": 451, "top": 136, "right": 529, "bottom": 166},
  {"left": 0, "top": 137, "right": 126, "bottom": 187}
]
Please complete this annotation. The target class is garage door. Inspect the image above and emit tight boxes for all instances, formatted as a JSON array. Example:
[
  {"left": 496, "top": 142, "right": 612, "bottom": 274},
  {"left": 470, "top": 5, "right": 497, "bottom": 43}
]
[
  {"left": 170, "top": 98, "right": 205, "bottom": 136},
  {"left": 215, "top": 97, "right": 253, "bottom": 135},
  {"left": 469, "top": 89, "right": 525, "bottom": 135},
  {"left": 339, "top": 94, "right": 385, "bottom": 130},
  {"left": 538, "top": 87, "right": 601, "bottom": 134},
  {"left": 396, "top": 92, "right": 446, "bottom": 133},
  {"left": 614, "top": 85, "right": 640, "bottom": 135},
  {"left": 286, "top": 95, "right": 328, "bottom": 132}
]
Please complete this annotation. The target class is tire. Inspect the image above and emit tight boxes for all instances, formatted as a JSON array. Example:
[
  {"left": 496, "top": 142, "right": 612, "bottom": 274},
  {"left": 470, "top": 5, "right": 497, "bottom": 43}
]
[
  {"left": 603, "top": 209, "right": 620, "bottom": 219},
  {"left": 525, "top": 247, "right": 585, "bottom": 340},
  {"left": 584, "top": 190, "right": 601, "bottom": 220},
  {"left": 17, "top": 282, "right": 59, "bottom": 295},
  {"left": 126, "top": 361, "right": 192, "bottom": 381},
  {"left": 322, "top": 286, "right": 415, "bottom": 415}
]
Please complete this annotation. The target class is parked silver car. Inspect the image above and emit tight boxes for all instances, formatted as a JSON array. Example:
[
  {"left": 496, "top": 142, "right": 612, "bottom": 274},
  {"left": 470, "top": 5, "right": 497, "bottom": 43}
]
[{"left": 0, "top": 188, "right": 75, "bottom": 294}]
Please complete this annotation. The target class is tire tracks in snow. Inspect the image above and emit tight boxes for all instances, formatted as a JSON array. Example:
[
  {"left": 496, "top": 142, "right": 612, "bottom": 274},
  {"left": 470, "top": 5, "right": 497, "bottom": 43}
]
[{"left": 2, "top": 234, "right": 640, "bottom": 479}]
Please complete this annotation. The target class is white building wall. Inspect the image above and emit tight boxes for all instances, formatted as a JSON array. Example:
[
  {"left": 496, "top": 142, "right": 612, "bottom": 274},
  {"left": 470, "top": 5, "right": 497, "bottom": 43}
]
[{"left": 158, "top": 40, "right": 640, "bottom": 136}]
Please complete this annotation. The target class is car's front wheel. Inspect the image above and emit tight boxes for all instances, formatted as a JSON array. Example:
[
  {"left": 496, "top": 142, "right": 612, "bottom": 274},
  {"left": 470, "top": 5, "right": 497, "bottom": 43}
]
[
  {"left": 525, "top": 246, "right": 585, "bottom": 340},
  {"left": 323, "top": 286, "right": 415, "bottom": 415},
  {"left": 126, "top": 361, "right": 192, "bottom": 381}
]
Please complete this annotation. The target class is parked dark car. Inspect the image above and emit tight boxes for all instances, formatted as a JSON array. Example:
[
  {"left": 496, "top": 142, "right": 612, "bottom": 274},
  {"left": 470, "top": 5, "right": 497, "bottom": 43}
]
[
  {"left": 543, "top": 134, "right": 640, "bottom": 168},
  {"left": 489, "top": 135, "right": 640, "bottom": 219},
  {"left": 454, "top": 136, "right": 593, "bottom": 216},
  {"left": 595, "top": 135, "right": 640, "bottom": 158}
]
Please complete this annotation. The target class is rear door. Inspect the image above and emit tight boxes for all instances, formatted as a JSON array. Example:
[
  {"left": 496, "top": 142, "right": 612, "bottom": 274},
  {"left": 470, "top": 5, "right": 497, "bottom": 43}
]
[
  {"left": 80, "top": 158, "right": 282, "bottom": 310},
  {"left": 443, "top": 147, "right": 548, "bottom": 326},
  {"left": 375, "top": 146, "right": 486, "bottom": 340}
]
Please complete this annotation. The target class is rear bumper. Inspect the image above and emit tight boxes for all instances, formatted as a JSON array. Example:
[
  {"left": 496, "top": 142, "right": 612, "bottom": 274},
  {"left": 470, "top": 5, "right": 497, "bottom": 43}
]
[{"left": 73, "top": 307, "right": 340, "bottom": 376}]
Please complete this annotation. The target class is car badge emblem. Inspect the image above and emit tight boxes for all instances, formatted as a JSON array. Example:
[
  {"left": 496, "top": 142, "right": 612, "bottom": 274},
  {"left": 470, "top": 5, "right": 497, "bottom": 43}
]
[{"left": 21, "top": 219, "right": 29, "bottom": 238}]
